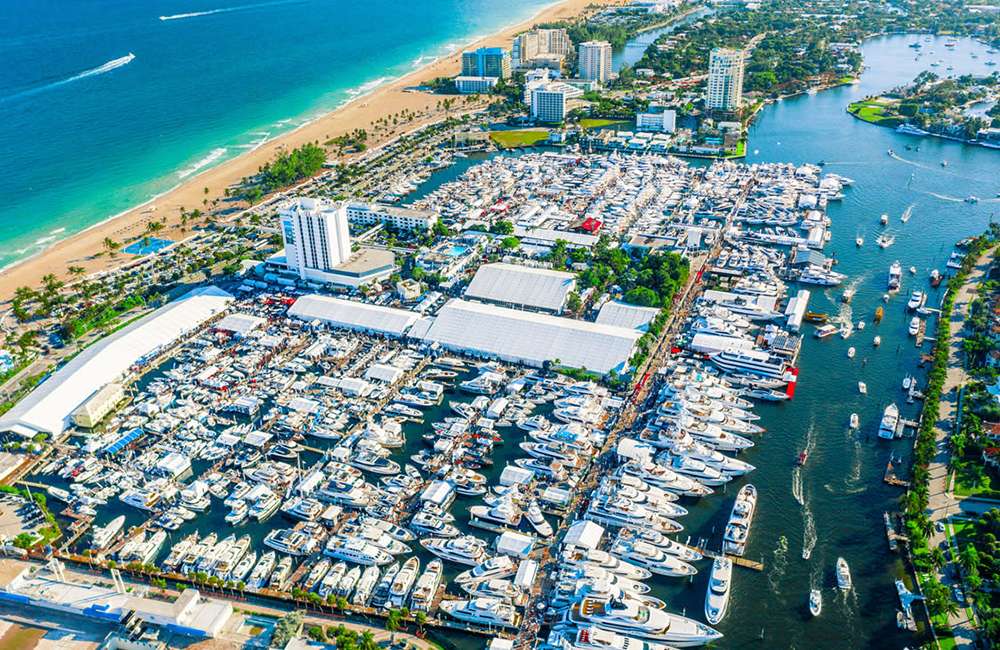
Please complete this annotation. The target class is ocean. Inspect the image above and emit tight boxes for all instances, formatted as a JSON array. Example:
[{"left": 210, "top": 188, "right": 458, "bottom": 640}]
[{"left": 0, "top": 0, "right": 551, "bottom": 270}]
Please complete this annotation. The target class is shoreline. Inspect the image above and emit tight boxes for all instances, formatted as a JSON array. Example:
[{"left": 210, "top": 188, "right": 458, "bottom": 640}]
[{"left": 0, "top": 0, "right": 615, "bottom": 301}]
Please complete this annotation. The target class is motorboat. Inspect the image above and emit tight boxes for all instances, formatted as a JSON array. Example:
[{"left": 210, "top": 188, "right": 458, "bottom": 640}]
[
  {"left": 387, "top": 556, "right": 420, "bottom": 608},
  {"left": 247, "top": 551, "right": 277, "bottom": 590},
  {"left": 880, "top": 213, "right": 889, "bottom": 225},
  {"left": 410, "top": 511, "right": 460, "bottom": 538},
  {"left": 836, "top": 557, "right": 852, "bottom": 590},
  {"left": 454, "top": 555, "right": 518, "bottom": 587},
  {"left": 564, "top": 595, "right": 723, "bottom": 646},
  {"left": 874, "top": 335, "right": 882, "bottom": 347},
  {"left": 814, "top": 324, "right": 838, "bottom": 339},
  {"left": 847, "top": 346, "right": 855, "bottom": 359},
  {"left": 410, "top": 560, "right": 443, "bottom": 612},
  {"left": 858, "top": 382, "right": 867, "bottom": 395},
  {"left": 268, "top": 556, "right": 294, "bottom": 591},
  {"left": 878, "top": 403, "right": 900, "bottom": 439},
  {"left": 548, "top": 626, "right": 677, "bottom": 650},
  {"left": 850, "top": 413, "right": 859, "bottom": 429},
  {"left": 323, "top": 535, "right": 393, "bottom": 566},
  {"left": 352, "top": 566, "right": 381, "bottom": 605},
  {"left": 722, "top": 484, "right": 757, "bottom": 556},
  {"left": 526, "top": 500, "right": 554, "bottom": 537},
  {"left": 907, "top": 290, "right": 925, "bottom": 310},
  {"left": 440, "top": 597, "right": 519, "bottom": 629},
  {"left": 888, "top": 261, "right": 902, "bottom": 290},
  {"left": 91, "top": 515, "right": 126, "bottom": 550},
  {"left": 609, "top": 538, "right": 697, "bottom": 578},
  {"left": 225, "top": 499, "right": 248, "bottom": 525},
  {"left": 909, "top": 316, "right": 921, "bottom": 336},
  {"left": 560, "top": 546, "right": 651, "bottom": 581},
  {"left": 422, "top": 535, "right": 490, "bottom": 566},
  {"left": 704, "top": 557, "right": 732, "bottom": 625},
  {"left": 263, "top": 528, "right": 317, "bottom": 556},
  {"left": 809, "top": 588, "right": 822, "bottom": 617},
  {"left": 336, "top": 566, "right": 362, "bottom": 597}
]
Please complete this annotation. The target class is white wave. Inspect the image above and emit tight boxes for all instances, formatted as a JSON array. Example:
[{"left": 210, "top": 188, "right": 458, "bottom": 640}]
[
  {"left": 49, "top": 227, "right": 66, "bottom": 235},
  {"left": 33, "top": 235, "right": 57, "bottom": 246},
  {"left": 1, "top": 53, "right": 134, "bottom": 103},
  {"left": 177, "top": 147, "right": 227, "bottom": 179},
  {"left": 411, "top": 55, "right": 434, "bottom": 69},
  {"left": 159, "top": 0, "right": 296, "bottom": 21},
  {"left": 792, "top": 467, "right": 804, "bottom": 507},
  {"left": 346, "top": 76, "right": 391, "bottom": 97}
]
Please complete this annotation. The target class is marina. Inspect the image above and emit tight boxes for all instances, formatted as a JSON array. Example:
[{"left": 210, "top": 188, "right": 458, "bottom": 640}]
[{"left": 0, "top": 28, "right": 997, "bottom": 650}]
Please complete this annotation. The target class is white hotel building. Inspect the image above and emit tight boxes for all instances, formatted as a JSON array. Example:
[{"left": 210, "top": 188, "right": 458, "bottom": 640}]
[{"left": 706, "top": 47, "right": 745, "bottom": 112}]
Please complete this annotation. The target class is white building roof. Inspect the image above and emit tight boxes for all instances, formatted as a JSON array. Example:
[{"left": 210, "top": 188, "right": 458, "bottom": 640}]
[
  {"left": 419, "top": 299, "right": 641, "bottom": 375},
  {"left": 564, "top": 520, "right": 604, "bottom": 549},
  {"left": 365, "top": 363, "right": 405, "bottom": 384},
  {"left": 595, "top": 300, "right": 661, "bottom": 331},
  {"left": 0, "top": 288, "right": 232, "bottom": 438},
  {"left": 465, "top": 263, "right": 576, "bottom": 312},
  {"left": 288, "top": 294, "right": 419, "bottom": 338},
  {"left": 215, "top": 312, "right": 266, "bottom": 336}
]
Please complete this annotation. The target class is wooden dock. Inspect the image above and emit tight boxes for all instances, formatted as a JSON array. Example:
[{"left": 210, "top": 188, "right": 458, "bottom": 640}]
[
  {"left": 884, "top": 458, "right": 910, "bottom": 487},
  {"left": 693, "top": 546, "right": 765, "bottom": 571}
]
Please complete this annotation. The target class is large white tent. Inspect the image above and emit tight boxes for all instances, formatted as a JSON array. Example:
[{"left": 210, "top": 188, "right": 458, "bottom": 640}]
[
  {"left": 418, "top": 299, "right": 641, "bottom": 375},
  {"left": 464, "top": 262, "right": 576, "bottom": 313},
  {"left": 0, "top": 286, "right": 233, "bottom": 438},
  {"left": 288, "top": 294, "right": 419, "bottom": 337}
]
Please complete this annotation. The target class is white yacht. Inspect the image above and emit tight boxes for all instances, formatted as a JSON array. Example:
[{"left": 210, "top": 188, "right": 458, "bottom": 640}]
[
  {"left": 454, "top": 555, "right": 518, "bottom": 587},
  {"left": 248, "top": 551, "right": 277, "bottom": 590},
  {"left": 709, "top": 349, "right": 788, "bottom": 380},
  {"left": 316, "top": 561, "right": 345, "bottom": 597},
  {"left": 410, "top": 559, "right": 443, "bottom": 612},
  {"left": 440, "top": 597, "right": 519, "bottom": 629},
  {"left": 469, "top": 500, "right": 523, "bottom": 533},
  {"left": 548, "top": 626, "right": 677, "bottom": 650},
  {"left": 704, "top": 557, "right": 732, "bottom": 625},
  {"left": 878, "top": 403, "right": 900, "bottom": 440},
  {"left": 387, "top": 557, "right": 420, "bottom": 608},
  {"left": 909, "top": 316, "right": 921, "bottom": 336},
  {"left": 566, "top": 595, "right": 723, "bottom": 647},
  {"left": 850, "top": 413, "right": 860, "bottom": 429},
  {"left": 526, "top": 501, "right": 554, "bottom": 537},
  {"left": 888, "top": 261, "right": 902, "bottom": 290},
  {"left": 722, "top": 484, "right": 757, "bottom": 556},
  {"left": 610, "top": 538, "right": 697, "bottom": 578},
  {"left": 323, "top": 535, "right": 393, "bottom": 566},
  {"left": 410, "top": 511, "right": 460, "bottom": 538},
  {"left": 352, "top": 566, "right": 381, "bottom": 606},
  {"left": 263, "top": 528, "right": 317, "bottom": 556},
  {"left": 91, "top": 515, "right": 126, "bottom": 550},
  {"left": 230, "top": 550, "right": 257, "bottom": 583},
  {"left": 248, "top": 491, "right": 280, "bottom": 521},
  {"left": 337, "top": 566, "right": 362, "bottom": 597},
  {"left": 422, "top": 535, "right": 490, "bottom": 566},
  {"left": 561, "top": 546, "right": 651, "bottom": 581},
  {"left": 225, "top": 499, "right": 248, "bottom": 525}
]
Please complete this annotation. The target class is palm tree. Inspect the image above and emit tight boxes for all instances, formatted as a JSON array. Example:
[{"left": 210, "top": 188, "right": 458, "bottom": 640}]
[
  {"left": 103, "top": 237, "right": 121, "bottom": 257},
  {"left": 385, "top": 609, "right": 401, "bottom": 645},
  {"left": 67, "top": 265, "right": 85, "bottom": 278},
  {"left": 146, "top": 221, "right": 164, "bottom": 235}
]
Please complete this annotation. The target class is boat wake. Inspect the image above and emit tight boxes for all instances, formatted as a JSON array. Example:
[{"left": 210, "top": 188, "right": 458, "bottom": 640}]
[
  {"left": 0, "top": 53, "right": 135, "bottom": 103},
  {"left": 801, "top": 495, "right": 817, "bottom": 560},
  {"left": 767, "top": 535, "right": 789, "bottom": 594},
  {"left": 920, "top": 190, "right": 965, "bottom": 203},
  {"left": 159, "top": 0, "right": 298, "bottom": 21},
  {"left": 900, "top": 204, "right": 914, "bottom": 223},
  {"left": 792, "top": 467, "right": 804, "bottom": 506},
  {"left": 847, "top": 439, "right": 863, "bottom": 486}
]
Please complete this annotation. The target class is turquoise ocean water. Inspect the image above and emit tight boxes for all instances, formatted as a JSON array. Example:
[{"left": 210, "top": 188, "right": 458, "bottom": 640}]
[{"left": 0, "top": 0, "right": 550, "bottom": 270}]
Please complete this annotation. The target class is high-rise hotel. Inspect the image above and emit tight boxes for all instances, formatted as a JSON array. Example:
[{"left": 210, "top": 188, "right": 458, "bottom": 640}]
[
  {"left": 706, "top": 47, "right": 745, "bottom": 112},
  {"left": 577, "top": 41, "right": 613, "bottom": 83}
]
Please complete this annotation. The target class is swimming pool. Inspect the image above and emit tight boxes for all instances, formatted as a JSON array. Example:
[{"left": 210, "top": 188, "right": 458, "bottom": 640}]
[
  {"left": 123, "top": 237, "right": 173, "bottom": 255},
  {"left": 445, "top": 244, "right": 469, "bottom": 257}
]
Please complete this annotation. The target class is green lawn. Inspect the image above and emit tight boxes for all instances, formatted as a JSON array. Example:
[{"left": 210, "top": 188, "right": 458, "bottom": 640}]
[
  {"left": 725, "top": 139, "right": 748, "bottom": 158},
  {"left": 951, "top": 459, "right": 1000, "bottom": 498},
  {"left": 579, "top": 118, "right": 630, "bottom": 129},
  {"left": 489, "top": 129, "right": 551, "bottom": 148},
  {"left": 847, "top": 100, "right": 905, "bottom": 127}
]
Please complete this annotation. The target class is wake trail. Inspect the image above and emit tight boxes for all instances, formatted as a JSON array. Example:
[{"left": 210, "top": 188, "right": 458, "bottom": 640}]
[
  {"left": 159, "top": 0, "right": 299, "bottom": 21},
  {"left": 0, "top": 53, "right": 134, "bottom": 103}
]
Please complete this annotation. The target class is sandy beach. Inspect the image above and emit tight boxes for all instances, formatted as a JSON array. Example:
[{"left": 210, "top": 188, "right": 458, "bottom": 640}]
[{"left": 0, "top": 0, "right": 619, "bottom": 302}]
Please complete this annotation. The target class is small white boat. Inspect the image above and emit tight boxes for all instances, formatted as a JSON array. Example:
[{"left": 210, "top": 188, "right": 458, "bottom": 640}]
[
  {"left": 855, "top": 235, "right": 864, "bottom": 247},
  {"left": 836, "top": 557, "right": 852, "bottom": 590},
  {"left": 908, "top": 316, "right": 920, "bottom": 336},
  {"left": 857, "top": 321, "right": 866, "bottom": 331},
  {"left": 809, "top": 589, "right": 822, "bottom": 617},
  {"left": 909, "top": 266, "right": 917, "bottom": 275},
  {"left": 880, "top": 213, "right": 889, "bottom": 225},
  {"left": 902, "top": 375, "right": 912, "bottom": 390},
  {"left": 858, "top": 382, "right": 867, "bottom": 395},
  {"left": 849, "top": 413, "right": 859, "bottom": 429},
  {"left": 847, "top": 347, "right": 856, "bottom": 359},
  {"left": 873, "top": 336, "right": 882, "bottom": 347}
]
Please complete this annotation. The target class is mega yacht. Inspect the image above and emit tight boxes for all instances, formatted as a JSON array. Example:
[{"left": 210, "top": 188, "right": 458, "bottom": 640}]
[
  {"left": 440, "top": 597, "right": 520, "bottom": 629},
  {"left": 248, "top": 551, "right": 277, "bottom": 590},
  {"left": 878, "top": 403, "right": 900, "bottom": 439},
  {"left": 704, "top": 557, "right": 732, "bottom": 625},
  {"left": 421, "top": 535, "right": 490, "bottom": 566},
  {"left": 561, "top": 547, "right": 651, "bottom": 581},
  {"left": 323, "top": 535, "right": 393, "bottom": 566},
  {"left": 565, "top": 595, "right": 723, "bottom": 647},
  {"left": 662, "top": 454, "right": 731, "bottom": 486},
  {"left": 410, "top": 559, "right": 443, "bottom": 612},
  {"left": 609, "top": 538, "right": 697, "bottom": 578},
  {"left": 162, "top": 532, "right": 198, "bottom": 571},
  {"left": 263, "top": 528, "right": 318, "bottom": 556},
  {"left": 358, "top": 516, "right": 416, "bottom": 542},
  {"left": 91, "top": 515, "right": 126, "bottom": 550},
  {"left": 337, "top": 566, "right": 362, "bottom": 597},
  {"left": 454, "top": 555, "right": 518, "bottom": 588},
  {"left": 526, "top": 501, "right": 554, "bottom": 537},
  {"left": 268, "top": 556, "right": 294, "bottom": 590},
  {"left": 352, "top": 566, "right": 382, "bottom": 605},
  {"left": 230, "top": 550, "right": 257, "bottom": 583},
  {"left": 722, "top": 484, "right": 757, "bottom": 557},
  {"left": 469, "top": 500, "right": 523, "bottom": 533},
  {"left": 410, "top": 510, "right": 461, "bottom": 538},
  {"left": 547, "top": 626, "right": 677, "bottom": 650},
  {"left": 709, "top": 349, "right": 789, "bottom": 381},
  {"left": 387, "top": 556, "right": 420, "bottom": 608}
]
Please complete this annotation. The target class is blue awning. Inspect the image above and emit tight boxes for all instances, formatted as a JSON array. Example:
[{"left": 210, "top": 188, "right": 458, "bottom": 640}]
[{"left": 103, "top": 427, "right": 143, "bottom": 456}]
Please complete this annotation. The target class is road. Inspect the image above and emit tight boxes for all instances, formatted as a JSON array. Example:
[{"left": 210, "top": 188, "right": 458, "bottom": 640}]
[{"left": 925, "top": 246, "right": 996, "bottom": 648}]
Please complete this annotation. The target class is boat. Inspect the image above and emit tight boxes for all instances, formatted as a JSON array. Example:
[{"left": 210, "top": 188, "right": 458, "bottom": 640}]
[
  {"left": 565, "top": 595, "right": 722, "bottom": 646},
  {"left": 877, "top": 234, "right": 895, "bottom": 249},
  {"left": 907, "top": 290, "right": 925, "bottom": 310},
  {"left": 804, "top": 312, "right": 829, "bottom": 324},
  {"left": 454, "top": 555, "right": 518, "bottom": 588},
  {"left": 858, "top": 382, "right": 867, "bottom": 395},
  {"left": 814, "top": 324, "right": 838, "bottom": 339},
  {"left": 225, "top": 499, "right": 249, "bottom": 525},
  {"left": 248, "top": 551, "right": 277, "bottom": 590},
  {"left": 323, "top": 535, "right": 393, "bottom": 566},
  {"left": 880, "top": 213, "right": 889, "bottom": 225},
  {"left": 422, "top": 535, "right": 489, "bottom": 566},
  {"left": 902, "top": 375, "right": 913, "bottom": 391},
  {"left": 704, "top": 557, "right": 732, "bottom": 625},
  {"left": 836, "top": 557, "right": 852, "bottom": 590},
  {"left": 878, "top": 403, "right": 900, "bottom": 439},
  {"left": 722, "top": 484, "right": 757, "bottom": 556},
  {"left": 352, "top": 566, "right": 381, "bottom": 605},
  {"left": 263, "top": 528, "right": 317, "bottom": 556},
  {"left": 847, "top": 346, "right": 855, "bottom": 359},
  {"left": 908, "top": 316, "right": 920, "bottom": 336},
  {"left": 888, "top": 261, "right": 902, "bottom": 291},
  {"left": 874, "top": 306, "right": 884, "bottom": 323},
  {"left": 855, "top": 235, "right": 864, "bottom": 247},
  {"left": 797, "top": 449, "right": 808, "bottom": 466},
  {"left": 930, "top": 269, "right": 942, "bottom": 287},
  {"left": 410, "top": 559, "right": 443, "bottom": 612},
  {"left": 850, "top": 413, "right": 859, "bottom": 429},
  {"left": 387, "top": 557, "right": 420, "bottom": 608},
  {"left": 269, "top": 556, "right": 294, "bottom": 591},
  {"left": 440, "top": 597, "right": 519, "bottom": 629},
  {"left": 842, "top": 287, "right": 855, "bottom": 303},
  {"left": 809, "top": 589, "right": 822, "bottom": 616},
  {"left": 336, "top": 566, "right": 362, "bottom": 597},
  {"left": 526, "top": 500, "right": 554, "bottom": 537},
  {"left": 547, "top": 626, "right": 678, "bottom": 650},
  {"left": 91, "top": 515, "right": 126, "bottom": 550}
]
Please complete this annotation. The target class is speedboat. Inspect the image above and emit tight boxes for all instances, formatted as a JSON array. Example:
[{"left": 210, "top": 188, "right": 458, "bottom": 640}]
[
  {"left": 809, "top": 588, "right": 822, "bottom": 616},
  {"left": 858, "top": 382, "right": 867, "bottom": 395},
  {"left": 878, "top": 403, "right": 900, "bottom": 439},
  {"left": 850, "top": 413, "right": 859, "bottom": 429},
  {"left": 609, "top": 538, "right": 697, "bottom": 578},
  {"left": 836, "top": 557, "right": 852, "bottom": 590},
  {"left": 704, "top": 557, "right": 732, "bottom": 625},
  {"left": 909, "top": 316, "right": 920, "bottom": 336},
  {"left": 847, "top": 346, "right": 855, "bottom": 359},
  {"left": 907, "top": 290, "right": 925, "bottom": 310},
  {"left": 526, "top": 500, "right": 554, "bottom": 537},
  {"left": 548, "top": 626, "right": 677, "bottom": 650}
]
